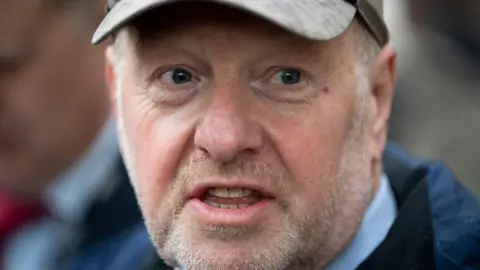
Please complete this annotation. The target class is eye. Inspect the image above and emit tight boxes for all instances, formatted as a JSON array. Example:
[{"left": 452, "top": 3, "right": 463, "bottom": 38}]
[
  {"left": 252, "top": 67, "right": 313, "bottom": 103},
  {"left": 270, "top": 69, "right": 302, "bottom": 85},
  {"left": 145, "top": 67, "right": 201, "bottom": 105},
  {"left": 160, "top": 68, "right": 194, "bottom": 85}
]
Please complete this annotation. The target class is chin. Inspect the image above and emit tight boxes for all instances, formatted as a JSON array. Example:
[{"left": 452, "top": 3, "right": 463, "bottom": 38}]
[{"left": 159, "top": 218, "right": 300, "bottom": 270}]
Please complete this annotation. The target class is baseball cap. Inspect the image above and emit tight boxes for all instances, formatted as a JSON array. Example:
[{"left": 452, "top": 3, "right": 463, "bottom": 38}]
[{"left": 92, "top": 0, "right": 388, "bottom": 46}]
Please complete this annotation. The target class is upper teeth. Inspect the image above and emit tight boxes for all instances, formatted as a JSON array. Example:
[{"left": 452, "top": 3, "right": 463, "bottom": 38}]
[{"left": 207, "top": 188, "right": 253, "bottom": 198}]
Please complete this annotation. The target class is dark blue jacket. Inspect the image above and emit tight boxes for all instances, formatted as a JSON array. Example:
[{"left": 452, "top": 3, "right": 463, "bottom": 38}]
[
  {"left": 55, "top": 161, "right": 159, "bottom": 270},
  {"left": 357, "top": 144, "right": 480, "bottom": 270}
]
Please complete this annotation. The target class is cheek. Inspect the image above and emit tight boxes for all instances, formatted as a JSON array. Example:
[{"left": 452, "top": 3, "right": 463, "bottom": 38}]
[
  {"left": 119, "top": 89, "right": 194, "bottom": 219},
  {"left": 280, "top": 130, "right": 344, "bottom": 211},
  {"left": 267, "top": 105, "right": 355, "bottom": 209}
]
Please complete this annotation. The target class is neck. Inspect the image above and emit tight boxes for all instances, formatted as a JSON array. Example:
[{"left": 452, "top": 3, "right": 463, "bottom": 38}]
[{"left": 311, "top": 164, "right": 381, "bottom": 269}]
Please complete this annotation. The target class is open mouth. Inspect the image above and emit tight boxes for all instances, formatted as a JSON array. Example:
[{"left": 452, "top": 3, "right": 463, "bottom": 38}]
[
  {"left": 199, "top": 187, "right": 268, "bottom": 209},
  {"left": 187, "top": 185, "right": 273, "bottom": 225}
]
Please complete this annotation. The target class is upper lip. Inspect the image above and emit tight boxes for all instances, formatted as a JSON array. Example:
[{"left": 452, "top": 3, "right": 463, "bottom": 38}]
[{"left": 187, "top": 180, "right": 275, "bottom": 199}]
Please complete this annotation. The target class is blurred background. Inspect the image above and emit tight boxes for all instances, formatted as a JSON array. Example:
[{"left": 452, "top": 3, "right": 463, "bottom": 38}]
[{"left": 384, "top": 0, "right": 480, "bottom": 195}]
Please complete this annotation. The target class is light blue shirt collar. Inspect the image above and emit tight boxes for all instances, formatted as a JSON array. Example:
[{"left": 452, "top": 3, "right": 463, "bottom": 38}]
[
  {"left": 325, "top": 174, "right": 397, "bottom": 270},
  {"left": 44, "top": 117, "right": 119, "bottom": 224}
]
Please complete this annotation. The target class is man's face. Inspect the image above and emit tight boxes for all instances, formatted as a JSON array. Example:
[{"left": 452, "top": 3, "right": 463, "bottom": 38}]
[
  {"left": 110, "top": 4, "right": 394, "bottom": 269},
  {"left": 0, "top": 0, "right": 109, "bottom": 198}
]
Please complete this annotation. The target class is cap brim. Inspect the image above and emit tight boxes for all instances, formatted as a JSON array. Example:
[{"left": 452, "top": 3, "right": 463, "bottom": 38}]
[{"left": 92, "top": 0, "right": 356, "bottom": 45}]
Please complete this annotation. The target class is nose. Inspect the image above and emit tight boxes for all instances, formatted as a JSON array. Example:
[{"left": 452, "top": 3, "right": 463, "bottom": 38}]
[{"left": 194, "top": 93, "right": 263, "bottom": 163}]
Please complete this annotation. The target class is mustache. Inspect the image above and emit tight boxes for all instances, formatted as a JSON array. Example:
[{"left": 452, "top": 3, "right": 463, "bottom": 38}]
[
  {"left": 168, "top": 152, "right": 293, "bottom": 206},
  {"left": 180, "top": 153, "right": 278, "bottom": 178}
]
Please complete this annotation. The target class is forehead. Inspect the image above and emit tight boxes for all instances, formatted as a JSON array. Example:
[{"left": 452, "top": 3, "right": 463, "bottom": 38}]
[{"left": 129, "top": 2, "right": 350, "bottom": 58}]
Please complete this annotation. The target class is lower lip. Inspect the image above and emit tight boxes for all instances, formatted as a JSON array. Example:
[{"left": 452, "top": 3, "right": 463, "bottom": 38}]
[{"left": 187, "top": 198, "right": 271, "bottom": 226}]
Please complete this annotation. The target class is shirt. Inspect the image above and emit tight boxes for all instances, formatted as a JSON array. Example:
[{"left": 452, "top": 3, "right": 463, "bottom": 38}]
[{"left": 3, "top": 118, "right": 119, "bottom": 270}]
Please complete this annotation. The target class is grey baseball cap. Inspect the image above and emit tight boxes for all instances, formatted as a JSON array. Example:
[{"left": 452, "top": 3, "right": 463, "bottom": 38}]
[{"left": 92, "top": 0, "right": 388, "bottom": 46}]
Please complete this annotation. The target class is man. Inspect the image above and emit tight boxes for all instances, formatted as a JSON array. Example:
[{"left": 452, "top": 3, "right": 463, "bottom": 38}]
[
  {"left": 0, "top": 0, "right": 154, "bottom": 269},
  {"left": 93, "top": 0, "right": 480, "bottom": 269}
]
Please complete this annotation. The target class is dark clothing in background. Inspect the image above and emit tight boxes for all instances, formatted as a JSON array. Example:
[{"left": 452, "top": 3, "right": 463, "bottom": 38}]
[{"left": 56, "top": 161, "right": 156, "bottom": 270}]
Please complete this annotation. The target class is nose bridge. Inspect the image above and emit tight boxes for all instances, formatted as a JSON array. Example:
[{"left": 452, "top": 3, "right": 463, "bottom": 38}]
[{"left": 194, "top": 84, "right": 262, "bottom": 162}]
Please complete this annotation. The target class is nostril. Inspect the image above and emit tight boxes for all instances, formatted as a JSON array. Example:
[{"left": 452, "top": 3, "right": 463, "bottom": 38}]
[
  {"left": 193, "top": 114, "right": 263, "bottom": 162},
  {"left": 243, "top": 148, "right": 257, "bottom": 155},
  {"left": 198, "top": 147, "right": 210, "bottom": 157}
]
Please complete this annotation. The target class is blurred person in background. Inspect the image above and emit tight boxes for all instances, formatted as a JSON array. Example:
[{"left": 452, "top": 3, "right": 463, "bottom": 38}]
[
  {"left": 387, "top": 0, "right": 480, "bottom": 195},
  {"left": 0, "top": 0, "right": 156, "bottom": 269}
]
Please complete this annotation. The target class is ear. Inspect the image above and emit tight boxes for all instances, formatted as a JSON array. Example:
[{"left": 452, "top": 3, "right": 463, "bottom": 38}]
[
  {"left": 105, "top": 45, "right": 118, "bottom": 118},
  {"left": 369, "top": 43, "right": 397, "bottom": 161}
]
